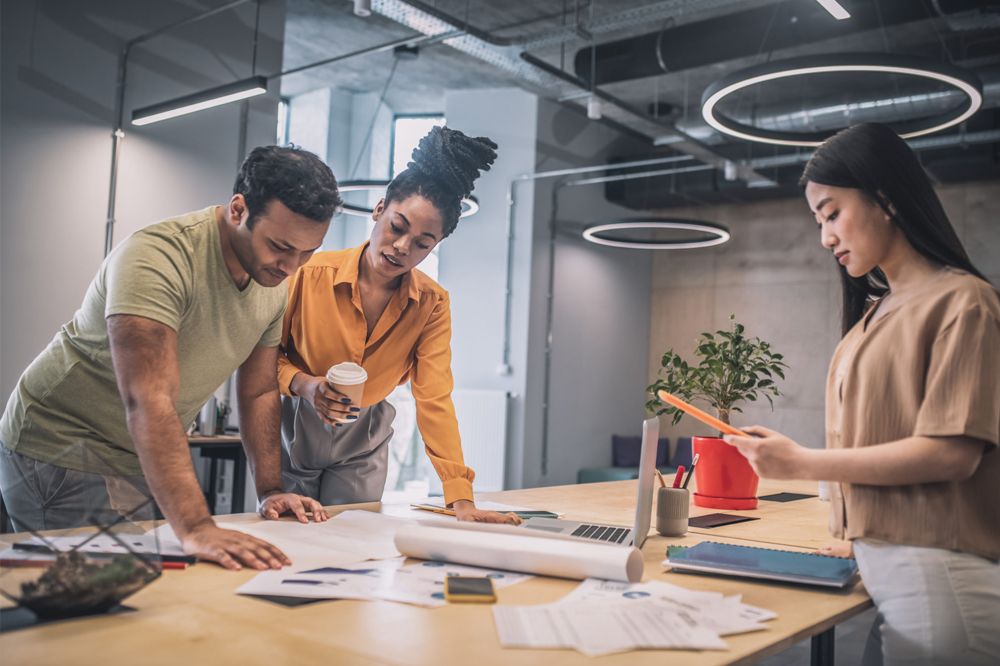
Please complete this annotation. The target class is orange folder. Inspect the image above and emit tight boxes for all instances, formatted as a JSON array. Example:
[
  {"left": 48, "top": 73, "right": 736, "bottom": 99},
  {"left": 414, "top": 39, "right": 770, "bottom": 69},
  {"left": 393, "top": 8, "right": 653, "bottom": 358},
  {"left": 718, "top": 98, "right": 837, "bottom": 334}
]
[{"left": 656, "top": 390, "right": 750, "bottom": 438}]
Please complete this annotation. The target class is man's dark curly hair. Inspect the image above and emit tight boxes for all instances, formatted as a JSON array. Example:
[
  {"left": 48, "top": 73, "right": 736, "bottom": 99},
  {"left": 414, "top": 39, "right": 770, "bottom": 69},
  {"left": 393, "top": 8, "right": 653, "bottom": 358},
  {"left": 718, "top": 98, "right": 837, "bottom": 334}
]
[
  {"left": 234, "top": 145, "right": 342, "bottom": 228},
  {"left": 384, "top": 126, "right": 497, "bottom": 238}
]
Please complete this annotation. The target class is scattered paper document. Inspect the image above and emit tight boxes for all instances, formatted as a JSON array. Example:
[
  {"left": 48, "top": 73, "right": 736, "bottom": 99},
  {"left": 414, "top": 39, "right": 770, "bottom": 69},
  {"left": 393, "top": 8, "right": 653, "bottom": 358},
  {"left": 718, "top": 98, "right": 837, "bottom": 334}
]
[
  {"left": 237, "top": 558, "right": 531, "bottom": 607},
  {"left": 494, "top": 603, "right": 725, "bottom": 657},
  {"left": 492, "top": 578, "right": 776, "bottom": 656},
  {"left": 15, "top": 533, "right": 188, "bottom": 559},
  {"left": 151, "top": 510, "right": 407, "bottom": 567}
]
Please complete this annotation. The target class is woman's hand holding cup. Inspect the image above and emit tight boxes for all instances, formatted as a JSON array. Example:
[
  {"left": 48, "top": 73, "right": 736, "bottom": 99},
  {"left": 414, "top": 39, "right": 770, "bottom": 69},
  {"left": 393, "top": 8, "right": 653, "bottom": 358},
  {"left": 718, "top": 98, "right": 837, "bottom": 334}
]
[
  {"left": 291, "top": 372, "right": 359, "bottom": 426},
  {"left": 324, "top": 362, "right": 367, "bottom": 425}
]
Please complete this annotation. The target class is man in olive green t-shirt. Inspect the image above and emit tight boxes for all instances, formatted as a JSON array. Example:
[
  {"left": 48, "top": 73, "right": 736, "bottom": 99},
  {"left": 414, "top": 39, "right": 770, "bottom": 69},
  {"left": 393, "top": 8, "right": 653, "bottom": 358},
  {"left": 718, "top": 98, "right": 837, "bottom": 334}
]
[{"left": 0, "top": 146, "right": 341, "bottom": 571}]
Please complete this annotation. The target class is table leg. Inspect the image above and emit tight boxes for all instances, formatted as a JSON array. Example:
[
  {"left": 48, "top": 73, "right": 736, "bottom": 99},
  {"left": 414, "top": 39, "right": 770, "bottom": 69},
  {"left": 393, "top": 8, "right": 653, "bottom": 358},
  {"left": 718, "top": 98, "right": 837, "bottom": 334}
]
[
  {"left": 231, "top": 449, "right": 247, "bottom": 514},
  {"left": 206, "top": 456, "right": 219, "bottom": 515},
  {"left": 811, "top": 627, "right": 835, "bottom": 666}
]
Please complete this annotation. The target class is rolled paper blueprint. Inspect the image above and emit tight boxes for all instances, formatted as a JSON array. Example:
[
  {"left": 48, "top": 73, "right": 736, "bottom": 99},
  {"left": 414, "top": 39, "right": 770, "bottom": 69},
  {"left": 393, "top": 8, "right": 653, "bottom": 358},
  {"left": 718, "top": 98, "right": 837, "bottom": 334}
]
[{"left": 394, "top": 523, "right": 644, "bottom": 583}]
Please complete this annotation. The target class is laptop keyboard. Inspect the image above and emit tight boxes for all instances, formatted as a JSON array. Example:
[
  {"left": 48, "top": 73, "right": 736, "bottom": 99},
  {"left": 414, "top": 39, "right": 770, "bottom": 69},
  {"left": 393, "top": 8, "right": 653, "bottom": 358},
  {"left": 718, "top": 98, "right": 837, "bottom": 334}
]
[{"left": 570, "top": 524, "right": 630, "bottom": 544}]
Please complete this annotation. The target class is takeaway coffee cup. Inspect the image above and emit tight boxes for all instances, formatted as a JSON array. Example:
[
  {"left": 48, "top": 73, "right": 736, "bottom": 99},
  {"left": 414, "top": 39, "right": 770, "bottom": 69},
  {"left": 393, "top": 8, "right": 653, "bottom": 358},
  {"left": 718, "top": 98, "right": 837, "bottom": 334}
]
[
  {"left": 325, "top": 362, "right": 367, "bottom": 422},
  {"left": 656, "top": 487, "right": 690, "bottom": 537}
]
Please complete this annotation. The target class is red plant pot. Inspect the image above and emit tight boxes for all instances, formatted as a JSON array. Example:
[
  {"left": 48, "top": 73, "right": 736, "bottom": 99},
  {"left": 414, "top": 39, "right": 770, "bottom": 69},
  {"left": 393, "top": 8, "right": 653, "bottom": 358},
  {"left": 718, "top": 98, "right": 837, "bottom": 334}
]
[{"left": 692, "top": 436, "right": 759, "bottom": 510}]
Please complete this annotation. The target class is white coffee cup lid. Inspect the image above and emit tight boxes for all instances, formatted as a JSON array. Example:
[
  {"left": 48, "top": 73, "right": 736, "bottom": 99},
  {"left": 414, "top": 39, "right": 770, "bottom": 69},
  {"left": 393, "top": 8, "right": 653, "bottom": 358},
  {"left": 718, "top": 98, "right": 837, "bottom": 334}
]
[{"left": 326, "top": 361, "right": 367, "bottom": 385}]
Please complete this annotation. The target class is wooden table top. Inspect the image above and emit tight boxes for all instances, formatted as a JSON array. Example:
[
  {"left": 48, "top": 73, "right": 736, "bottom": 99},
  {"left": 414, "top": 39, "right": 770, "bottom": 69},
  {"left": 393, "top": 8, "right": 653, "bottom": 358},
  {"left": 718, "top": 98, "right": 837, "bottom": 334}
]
[{"left": 0, "top": 479, "right": 869, "bottom": 665}]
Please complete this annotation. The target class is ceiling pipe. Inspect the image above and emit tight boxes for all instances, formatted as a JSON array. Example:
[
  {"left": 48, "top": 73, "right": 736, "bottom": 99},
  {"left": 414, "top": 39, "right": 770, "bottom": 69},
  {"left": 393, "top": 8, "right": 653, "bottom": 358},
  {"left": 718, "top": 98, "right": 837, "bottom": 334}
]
[
  {"left": 368, "top": 0, "right": 774, "bottom": 183},
  {"left": 666, "top": 73, "right": 1000, "bottom": 145},
  {"left": 498, "top": 154, "right": 696, "bottom": 375},
  {"left": 105, "top": 0, "right": 255, "bottom": 256},
  {"left": 395, "top": 0, "right": 778, "bottom": 50},
  {"left": 743, "top": 127, "right": 1000, "bottom": 170},
  {"left": 519, "top": 52, "right": 774, "bottom": 185}
]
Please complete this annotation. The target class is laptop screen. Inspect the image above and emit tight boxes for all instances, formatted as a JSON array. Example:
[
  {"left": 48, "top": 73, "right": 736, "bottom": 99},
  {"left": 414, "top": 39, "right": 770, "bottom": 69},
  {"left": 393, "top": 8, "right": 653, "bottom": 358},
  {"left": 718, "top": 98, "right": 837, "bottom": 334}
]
[{"left": 630, "top": 417, "right": 659, "bottom": 548}]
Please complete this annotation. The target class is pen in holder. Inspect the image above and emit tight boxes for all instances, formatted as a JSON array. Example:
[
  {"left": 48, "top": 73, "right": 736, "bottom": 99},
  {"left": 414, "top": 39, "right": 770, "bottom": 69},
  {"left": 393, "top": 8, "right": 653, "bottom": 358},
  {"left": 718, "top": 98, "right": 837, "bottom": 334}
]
[{"left": 656, "top": 487, "right": 690, "bottom": 537}]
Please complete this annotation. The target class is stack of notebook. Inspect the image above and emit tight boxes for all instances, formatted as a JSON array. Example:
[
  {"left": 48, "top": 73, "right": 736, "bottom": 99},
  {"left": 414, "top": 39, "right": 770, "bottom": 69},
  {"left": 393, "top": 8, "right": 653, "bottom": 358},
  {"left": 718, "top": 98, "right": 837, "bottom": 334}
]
[{"left": 664, "top": 541, "right": 858, "bottom": 588}]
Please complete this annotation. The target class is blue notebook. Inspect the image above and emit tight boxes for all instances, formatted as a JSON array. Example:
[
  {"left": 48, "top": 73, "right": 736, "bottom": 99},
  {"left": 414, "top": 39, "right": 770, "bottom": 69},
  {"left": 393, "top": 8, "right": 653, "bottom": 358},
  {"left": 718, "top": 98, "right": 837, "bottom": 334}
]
[{"left": 665, "top": 541, "right": 858, "bottom": 588}]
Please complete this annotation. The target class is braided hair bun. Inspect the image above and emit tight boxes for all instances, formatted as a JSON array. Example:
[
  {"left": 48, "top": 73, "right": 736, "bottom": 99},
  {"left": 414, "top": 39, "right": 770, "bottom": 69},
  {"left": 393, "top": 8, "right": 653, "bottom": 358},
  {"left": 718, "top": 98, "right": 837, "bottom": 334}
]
[{"left": 385, "top": 126, "right": 498, "bottom": 238}]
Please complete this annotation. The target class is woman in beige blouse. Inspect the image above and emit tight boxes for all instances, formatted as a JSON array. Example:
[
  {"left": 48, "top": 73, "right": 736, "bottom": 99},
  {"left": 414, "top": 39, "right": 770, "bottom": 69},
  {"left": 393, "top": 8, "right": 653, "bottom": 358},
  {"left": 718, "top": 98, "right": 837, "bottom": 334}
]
[{"left": 726, "top": 123, "right": 999, "bottom": 666}]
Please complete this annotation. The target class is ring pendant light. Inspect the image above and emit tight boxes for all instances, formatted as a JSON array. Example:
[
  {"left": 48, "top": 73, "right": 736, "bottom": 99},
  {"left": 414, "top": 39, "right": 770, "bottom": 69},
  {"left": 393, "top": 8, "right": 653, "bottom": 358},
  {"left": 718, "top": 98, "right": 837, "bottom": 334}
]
[
  {"left": 582, "top": 219, "right": 730, "bottom": 250},
  {"left": 701, "top": 53, "right": 983, "bottom": 147},
  {"left": 338, "top": 179, "right": 479, "bottom": 218}
]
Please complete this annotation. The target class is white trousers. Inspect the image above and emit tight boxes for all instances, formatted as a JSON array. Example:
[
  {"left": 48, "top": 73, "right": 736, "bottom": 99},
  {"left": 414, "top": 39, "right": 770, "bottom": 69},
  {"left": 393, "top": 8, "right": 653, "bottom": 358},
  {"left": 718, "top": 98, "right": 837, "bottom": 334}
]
[{"left": 854, "top": 539, "right": 1000, "bottom": 666}]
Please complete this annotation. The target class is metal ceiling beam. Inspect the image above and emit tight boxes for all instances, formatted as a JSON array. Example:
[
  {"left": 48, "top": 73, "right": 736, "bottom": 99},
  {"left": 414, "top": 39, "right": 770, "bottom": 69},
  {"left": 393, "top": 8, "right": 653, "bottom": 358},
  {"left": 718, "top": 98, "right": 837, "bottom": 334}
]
[
  {"left": 518, "top": 52, "right": 774, "bottom": 185},
  {"left": 362, "top": 0, "right": 775, "bottom": 184},
  {"left": 745, "top": 127, "right": 1000, "bottom": 169}
]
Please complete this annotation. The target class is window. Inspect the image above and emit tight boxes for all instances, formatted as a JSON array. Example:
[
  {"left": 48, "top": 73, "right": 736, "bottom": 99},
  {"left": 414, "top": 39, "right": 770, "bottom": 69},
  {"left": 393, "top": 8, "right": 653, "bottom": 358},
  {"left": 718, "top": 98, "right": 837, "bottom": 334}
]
[
  {"left": 276, "top": 98, "right": 290, "bottom": 145},
  {"left": 390, "top": 115, "right": 445, "bottom": 178}
]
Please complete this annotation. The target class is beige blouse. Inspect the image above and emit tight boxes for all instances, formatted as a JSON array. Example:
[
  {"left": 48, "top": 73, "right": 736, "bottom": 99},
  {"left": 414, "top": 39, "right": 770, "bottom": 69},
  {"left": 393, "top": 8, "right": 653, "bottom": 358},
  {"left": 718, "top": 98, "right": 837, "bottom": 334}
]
[{"left": 825, "top": 269, "right": 1000, "bottom": 560}]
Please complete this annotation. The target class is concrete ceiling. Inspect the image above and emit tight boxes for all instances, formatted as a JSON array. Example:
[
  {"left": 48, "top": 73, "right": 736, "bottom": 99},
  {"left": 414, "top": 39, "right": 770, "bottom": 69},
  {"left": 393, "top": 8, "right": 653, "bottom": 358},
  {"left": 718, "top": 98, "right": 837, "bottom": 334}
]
[
  {"left": 278, "top": 0, "right": 1000, "bottom": 206},
  {"left": 280, "top": 0, "right": 524, "bottom": 111}
]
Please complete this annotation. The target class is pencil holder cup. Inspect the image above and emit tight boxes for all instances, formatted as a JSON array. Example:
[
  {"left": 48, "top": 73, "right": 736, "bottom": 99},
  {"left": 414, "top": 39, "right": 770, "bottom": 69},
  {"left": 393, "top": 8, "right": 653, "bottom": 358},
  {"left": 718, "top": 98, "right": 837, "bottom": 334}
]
[{"left": 656, "top": 487, "right": 690, "bottom": 537}]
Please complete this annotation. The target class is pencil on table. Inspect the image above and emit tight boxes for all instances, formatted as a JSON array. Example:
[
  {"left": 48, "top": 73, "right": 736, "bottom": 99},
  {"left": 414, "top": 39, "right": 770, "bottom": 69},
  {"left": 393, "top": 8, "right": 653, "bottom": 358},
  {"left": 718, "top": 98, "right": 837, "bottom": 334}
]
[
  {"left": 682, "top": 453, "right": 700, "bottom": 490},
  {"left": 654, "top": 470, "right": 667, "bottom": 488}
]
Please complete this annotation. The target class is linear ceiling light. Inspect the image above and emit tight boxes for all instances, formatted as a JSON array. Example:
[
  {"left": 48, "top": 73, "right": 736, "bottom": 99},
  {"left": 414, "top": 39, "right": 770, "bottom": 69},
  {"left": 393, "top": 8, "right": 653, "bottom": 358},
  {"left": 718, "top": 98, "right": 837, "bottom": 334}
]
[
  {"left": 338, "top": 180, "right": 480, "bottom": 218},
  {"left": 815, "top": 0, "right": 851, "bottom": 20},
  {"left": 131, "top": 75, "right": 268, "bottom": 126},
  {"left": 701, "top": 54, "right": 983, "bottom": 147},
  {"left": 582, "top": 219, "right": 730, "bottom": 250}
]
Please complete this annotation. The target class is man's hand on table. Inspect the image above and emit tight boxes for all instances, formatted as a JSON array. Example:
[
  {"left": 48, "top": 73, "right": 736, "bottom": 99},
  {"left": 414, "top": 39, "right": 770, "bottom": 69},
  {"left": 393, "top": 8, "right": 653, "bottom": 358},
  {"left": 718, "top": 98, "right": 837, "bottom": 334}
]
[
  {"left": 181, "top": 522, "right": 291, "bottom": 571},
  {"left": 258, "top": 491, "right": 329, "bottom": 523},
  {"left": 453, "top": 499, "right": 522, "bottom": 525}
]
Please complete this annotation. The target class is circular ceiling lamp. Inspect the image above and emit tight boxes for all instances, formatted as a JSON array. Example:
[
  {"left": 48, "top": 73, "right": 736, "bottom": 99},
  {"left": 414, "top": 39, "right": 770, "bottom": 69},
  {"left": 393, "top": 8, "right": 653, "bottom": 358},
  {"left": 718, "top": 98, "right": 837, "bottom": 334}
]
[
  {"left": 701, "top": 53, "right": 983, "bottom": 147},
  {"left": 582, "top": 219, "right": 730, "bottom": 250},
  {"left": 338, "top": 179, "right": 480, "bottom": 218}
]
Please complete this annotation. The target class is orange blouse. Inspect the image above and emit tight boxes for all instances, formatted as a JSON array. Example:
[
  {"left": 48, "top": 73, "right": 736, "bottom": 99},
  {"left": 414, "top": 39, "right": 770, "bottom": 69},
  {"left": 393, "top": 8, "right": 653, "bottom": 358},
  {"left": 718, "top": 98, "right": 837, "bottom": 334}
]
[{"left": 277, "top": 242, "right": 474, "bottom": 505}]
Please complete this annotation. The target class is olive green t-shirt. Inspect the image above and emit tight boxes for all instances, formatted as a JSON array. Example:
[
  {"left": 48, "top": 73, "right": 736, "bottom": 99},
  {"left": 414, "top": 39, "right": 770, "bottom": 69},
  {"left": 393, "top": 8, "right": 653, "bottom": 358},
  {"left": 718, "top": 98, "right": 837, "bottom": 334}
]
[{"left": 0, "top": 207, "right": 286, "bottom": 476}]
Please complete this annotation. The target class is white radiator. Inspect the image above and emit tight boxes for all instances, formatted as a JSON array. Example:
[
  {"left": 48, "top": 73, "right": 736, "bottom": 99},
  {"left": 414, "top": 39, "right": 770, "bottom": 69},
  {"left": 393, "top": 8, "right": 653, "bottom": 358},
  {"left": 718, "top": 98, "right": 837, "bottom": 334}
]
[{"left": 451, "top": 389, "right": 508, "bottom": 492}]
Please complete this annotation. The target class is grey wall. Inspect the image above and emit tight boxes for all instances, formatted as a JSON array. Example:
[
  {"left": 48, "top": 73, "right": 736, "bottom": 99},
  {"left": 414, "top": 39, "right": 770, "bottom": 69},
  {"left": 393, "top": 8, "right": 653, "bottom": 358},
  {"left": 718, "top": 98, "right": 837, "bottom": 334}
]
[
  {"left": 525, "top": 100, "right": 653, "bottom": 488},
  {"left": 441, "top": 88, "right": 540, "bottom": 489},
  {"left": 441, "top": 90, "right": 655, "bottom": 489},
  {"left": 648, "top": 180, "right": 1000, "bottom": 449},
  {"left": 1, "top": 0, "right": 286, "bottom": 399}
]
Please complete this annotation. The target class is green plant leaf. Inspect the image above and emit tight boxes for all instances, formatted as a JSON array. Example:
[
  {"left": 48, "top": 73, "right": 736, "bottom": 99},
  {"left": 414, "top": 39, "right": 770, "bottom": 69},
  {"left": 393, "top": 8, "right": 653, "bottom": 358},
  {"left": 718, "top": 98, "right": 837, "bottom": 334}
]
[{"left": 646, "top": 316, "right": 787, "bottom": 420}]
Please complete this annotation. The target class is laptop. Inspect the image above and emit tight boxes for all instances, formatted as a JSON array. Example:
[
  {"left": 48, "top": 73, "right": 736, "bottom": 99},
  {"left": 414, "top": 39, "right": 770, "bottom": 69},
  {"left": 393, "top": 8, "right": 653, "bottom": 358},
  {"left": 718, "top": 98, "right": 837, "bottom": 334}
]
[{"left": 518, "top": 417, "right": 659, "bottom": 548}]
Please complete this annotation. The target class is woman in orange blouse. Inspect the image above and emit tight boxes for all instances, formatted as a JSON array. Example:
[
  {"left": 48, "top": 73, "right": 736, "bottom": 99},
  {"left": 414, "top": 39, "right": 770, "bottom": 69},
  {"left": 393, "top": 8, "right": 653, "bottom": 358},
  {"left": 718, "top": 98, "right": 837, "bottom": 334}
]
[{"left": 277, "top": 126, "right": 517, "bottom": 524}]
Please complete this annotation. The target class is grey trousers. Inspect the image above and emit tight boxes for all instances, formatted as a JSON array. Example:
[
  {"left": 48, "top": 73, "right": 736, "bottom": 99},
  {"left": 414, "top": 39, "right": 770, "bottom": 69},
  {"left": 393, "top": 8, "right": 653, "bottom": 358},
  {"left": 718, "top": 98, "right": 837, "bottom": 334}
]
[
  {"left": 0, "top": 444, "right": 153, "bottom": 532},
  {"left": 280, "top": 396, "right": 396, "bottom": 505}
]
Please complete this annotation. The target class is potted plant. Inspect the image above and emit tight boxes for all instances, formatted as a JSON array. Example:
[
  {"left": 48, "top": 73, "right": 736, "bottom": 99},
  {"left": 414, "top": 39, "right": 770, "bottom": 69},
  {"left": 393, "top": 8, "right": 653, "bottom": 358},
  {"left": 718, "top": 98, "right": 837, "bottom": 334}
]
[{"left": 646, "top": 316, "right": 787, "bottom": 510}]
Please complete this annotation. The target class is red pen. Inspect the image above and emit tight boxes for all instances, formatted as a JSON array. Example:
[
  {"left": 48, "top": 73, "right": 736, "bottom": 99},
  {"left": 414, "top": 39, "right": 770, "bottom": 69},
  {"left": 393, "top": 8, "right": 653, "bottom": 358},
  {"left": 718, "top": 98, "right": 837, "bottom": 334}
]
[{"left": 671, "top": 465, "right": 686, "bottom": 489}]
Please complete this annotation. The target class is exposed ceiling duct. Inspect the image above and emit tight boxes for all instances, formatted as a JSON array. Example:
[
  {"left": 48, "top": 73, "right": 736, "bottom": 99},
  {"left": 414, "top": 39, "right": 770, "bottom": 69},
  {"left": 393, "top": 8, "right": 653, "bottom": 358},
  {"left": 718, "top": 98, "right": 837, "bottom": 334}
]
[
  {"left": 572, "top": 0, "right": 935, "bottom": 87},
  {"left": 284, "top": 0, "right": 1000, "bottom": 205},
  {"left": 367, "top": 0, "right": 778, "bottom": 184}
]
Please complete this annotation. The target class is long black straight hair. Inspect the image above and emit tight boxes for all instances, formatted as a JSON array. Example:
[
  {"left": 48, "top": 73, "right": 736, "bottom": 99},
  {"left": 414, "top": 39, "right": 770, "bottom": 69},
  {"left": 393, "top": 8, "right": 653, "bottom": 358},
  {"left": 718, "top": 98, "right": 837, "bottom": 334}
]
[{"left": 799, "top": 123, "right": 989, "bottom": 336}]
